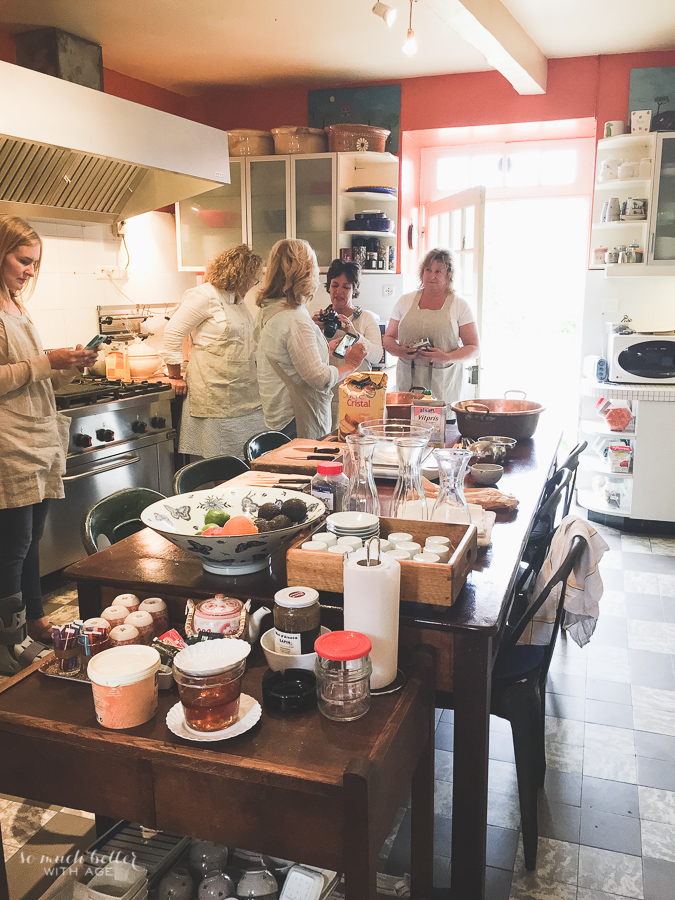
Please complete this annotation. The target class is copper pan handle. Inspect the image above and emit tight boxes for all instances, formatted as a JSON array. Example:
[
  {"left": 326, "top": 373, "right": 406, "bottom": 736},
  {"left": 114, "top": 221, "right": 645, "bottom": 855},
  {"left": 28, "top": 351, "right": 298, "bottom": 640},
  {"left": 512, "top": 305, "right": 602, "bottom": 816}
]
[
  {"left": 464, "top": 402, "right": 490, "bottom": 414},
  {"left": 504, "top": 390, "right": 527, "bottom": 400}
]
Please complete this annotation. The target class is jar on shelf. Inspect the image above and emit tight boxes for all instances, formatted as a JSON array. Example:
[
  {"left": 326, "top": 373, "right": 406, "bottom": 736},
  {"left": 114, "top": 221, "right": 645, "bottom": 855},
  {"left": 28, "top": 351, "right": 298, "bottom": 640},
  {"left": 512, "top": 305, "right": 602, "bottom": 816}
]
[
  {"left": 311, "top": 460, "right": 348, "bottom": 512},
  {"left": 604, "top": 248, "right": 620, "bottom": 264},
  {"left": 314, "top": 630, "right": 372, "bottom": 722}
]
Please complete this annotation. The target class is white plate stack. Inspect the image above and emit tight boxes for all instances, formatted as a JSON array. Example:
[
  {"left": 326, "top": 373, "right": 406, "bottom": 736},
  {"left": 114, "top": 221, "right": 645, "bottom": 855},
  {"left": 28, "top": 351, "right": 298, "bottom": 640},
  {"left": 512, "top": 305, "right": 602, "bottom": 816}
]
[{"left": 326, "top": 511, "right": 380, "bottom": 541}]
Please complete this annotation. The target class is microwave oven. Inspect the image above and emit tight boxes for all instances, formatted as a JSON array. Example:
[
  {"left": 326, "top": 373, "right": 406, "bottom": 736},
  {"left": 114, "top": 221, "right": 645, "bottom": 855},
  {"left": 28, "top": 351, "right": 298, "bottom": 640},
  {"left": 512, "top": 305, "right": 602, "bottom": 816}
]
[{"left": 607, "top": 332, "right": 675, "bottom": 383}]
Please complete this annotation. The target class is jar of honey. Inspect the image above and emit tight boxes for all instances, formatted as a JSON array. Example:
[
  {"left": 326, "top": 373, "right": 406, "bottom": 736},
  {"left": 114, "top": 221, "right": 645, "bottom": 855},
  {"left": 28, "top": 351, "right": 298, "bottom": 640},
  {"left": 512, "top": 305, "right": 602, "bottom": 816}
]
[{"left": 273, "top": 587, "right": 321, "bottom": 655}]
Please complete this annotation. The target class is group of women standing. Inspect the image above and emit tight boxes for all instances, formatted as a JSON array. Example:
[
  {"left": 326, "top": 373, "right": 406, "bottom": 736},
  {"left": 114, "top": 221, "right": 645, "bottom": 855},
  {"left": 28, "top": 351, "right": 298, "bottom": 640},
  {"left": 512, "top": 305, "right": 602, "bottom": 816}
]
[{"left": 167, "top": 241, "right": 480, "bottom": 456}]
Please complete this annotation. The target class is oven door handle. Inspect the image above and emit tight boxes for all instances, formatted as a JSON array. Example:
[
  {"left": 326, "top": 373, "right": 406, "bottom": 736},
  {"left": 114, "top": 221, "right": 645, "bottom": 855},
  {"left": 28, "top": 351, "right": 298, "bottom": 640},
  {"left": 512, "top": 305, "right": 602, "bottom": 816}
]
[{"left": 63, "top": 453, "right": 140, "bottom": 481}]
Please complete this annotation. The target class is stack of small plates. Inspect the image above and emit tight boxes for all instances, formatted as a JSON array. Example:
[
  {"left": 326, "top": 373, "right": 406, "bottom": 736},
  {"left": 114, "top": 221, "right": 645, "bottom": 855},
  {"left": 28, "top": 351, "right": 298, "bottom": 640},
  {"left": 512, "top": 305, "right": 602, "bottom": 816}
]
[{"left": 326, "top": 511, "right": 380, "bottom": 541}]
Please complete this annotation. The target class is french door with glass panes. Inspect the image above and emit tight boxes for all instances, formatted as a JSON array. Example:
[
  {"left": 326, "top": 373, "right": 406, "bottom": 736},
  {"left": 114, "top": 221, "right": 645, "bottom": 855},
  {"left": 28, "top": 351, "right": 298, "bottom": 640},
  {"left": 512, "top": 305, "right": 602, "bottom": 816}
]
[{"left": 422, "top": 187, "right": 485, "bottom": 399}]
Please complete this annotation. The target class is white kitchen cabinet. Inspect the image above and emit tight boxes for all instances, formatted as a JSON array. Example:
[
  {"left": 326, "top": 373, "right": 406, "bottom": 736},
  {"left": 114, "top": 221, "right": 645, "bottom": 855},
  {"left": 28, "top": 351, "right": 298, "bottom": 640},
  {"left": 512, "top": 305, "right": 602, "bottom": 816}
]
[
  {"left": 647, "top": 132, "right": 675, "bottom": 265},
  {"left": 175, "top": 159, "right": 246, "bottom": 271},
  {"left": 337, "top": 151, "right": 399, "bottom": 273},
  {"left": 589, "top": 133, "right": 655, "bottom": 273},
  {"left": 577, "top": 378, "right": 675, "bottom": 523},
  {"left": 176, "top": 151, "right": 399, "bottom": 273}
]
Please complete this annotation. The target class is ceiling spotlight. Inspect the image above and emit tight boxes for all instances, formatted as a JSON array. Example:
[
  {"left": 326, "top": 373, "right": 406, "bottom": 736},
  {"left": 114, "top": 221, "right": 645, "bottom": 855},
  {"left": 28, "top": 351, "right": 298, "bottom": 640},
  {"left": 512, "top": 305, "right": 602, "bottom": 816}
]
[
  {"left": 372, "top": 2, "right": 397, "bottom": 27},
  {"left": 402, "top": 0, "right": 418, "bottom": 55}
]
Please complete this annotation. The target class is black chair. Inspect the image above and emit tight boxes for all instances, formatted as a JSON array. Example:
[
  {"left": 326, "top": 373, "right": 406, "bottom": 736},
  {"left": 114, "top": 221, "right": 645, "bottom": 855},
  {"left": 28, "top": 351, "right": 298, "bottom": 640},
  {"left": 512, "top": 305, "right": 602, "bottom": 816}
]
[
  {"left": 492, "top": 533, "right": 588, "bottom": 870},
  {"left": 81, "top": 488, "right": 165, "bottom": 555},
  {"left": 555, "top": 440, "right": 587, "bottom": 517},
  {"left": 173, "top": 455, "right": 250, "bottom": 494},
  {"left": 244, "top": 430, "right": 291, "bottom": 464}
]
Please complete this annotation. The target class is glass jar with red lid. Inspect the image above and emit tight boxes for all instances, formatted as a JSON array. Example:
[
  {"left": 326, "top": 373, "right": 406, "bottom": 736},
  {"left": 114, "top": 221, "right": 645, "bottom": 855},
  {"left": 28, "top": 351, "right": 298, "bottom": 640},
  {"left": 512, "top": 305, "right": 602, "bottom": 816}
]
[{"left": 314, "top": 631, "right": 372, "bottom": 721}]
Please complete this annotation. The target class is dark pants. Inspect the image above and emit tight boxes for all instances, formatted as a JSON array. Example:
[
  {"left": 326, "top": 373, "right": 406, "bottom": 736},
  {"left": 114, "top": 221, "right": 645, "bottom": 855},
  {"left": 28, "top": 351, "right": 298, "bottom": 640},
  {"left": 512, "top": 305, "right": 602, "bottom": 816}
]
[{"left": 0, "top": 500, "right": 50, "bottom": 619}]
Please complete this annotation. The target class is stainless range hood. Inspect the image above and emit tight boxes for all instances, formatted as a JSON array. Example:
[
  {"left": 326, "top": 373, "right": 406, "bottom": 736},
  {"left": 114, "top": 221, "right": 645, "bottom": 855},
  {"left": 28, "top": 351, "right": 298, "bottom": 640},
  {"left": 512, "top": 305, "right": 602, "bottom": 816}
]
[{"left": 0, "top": 60, "right": 229, "bottom": 224}]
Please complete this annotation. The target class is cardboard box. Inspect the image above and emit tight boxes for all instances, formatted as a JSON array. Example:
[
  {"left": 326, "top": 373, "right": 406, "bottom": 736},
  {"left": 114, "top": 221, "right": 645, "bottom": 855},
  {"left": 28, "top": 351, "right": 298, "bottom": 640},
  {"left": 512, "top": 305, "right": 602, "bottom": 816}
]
[{"left": 338, "top": 371, "right": 388, "bottom": 440}]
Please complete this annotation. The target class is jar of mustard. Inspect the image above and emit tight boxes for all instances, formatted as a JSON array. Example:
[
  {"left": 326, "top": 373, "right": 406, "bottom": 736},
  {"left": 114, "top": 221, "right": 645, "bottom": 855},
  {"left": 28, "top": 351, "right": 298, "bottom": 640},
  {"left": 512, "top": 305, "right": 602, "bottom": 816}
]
[{"left": 273, "top": 587, "right": 321, "bottom": 655}]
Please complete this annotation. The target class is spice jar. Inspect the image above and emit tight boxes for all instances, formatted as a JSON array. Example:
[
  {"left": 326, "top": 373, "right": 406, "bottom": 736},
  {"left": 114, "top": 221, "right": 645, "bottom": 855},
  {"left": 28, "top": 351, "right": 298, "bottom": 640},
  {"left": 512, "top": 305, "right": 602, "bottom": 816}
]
[
  {"left": 311, "top": 460, "right": 348, "bottom": 512},
  {"left": 273, "top": 587, "right": 321, "bottom": 655},
  {"left": 314, "top": 631, "right": 372, "bottom": 722}
]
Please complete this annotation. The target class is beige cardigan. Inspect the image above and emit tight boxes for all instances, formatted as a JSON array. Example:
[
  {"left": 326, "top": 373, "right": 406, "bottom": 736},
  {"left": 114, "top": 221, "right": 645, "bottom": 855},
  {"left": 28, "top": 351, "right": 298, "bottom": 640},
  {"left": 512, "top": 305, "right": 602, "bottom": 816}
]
[{"left": 0, "top": 310, "right": 77, "bottom": 508}]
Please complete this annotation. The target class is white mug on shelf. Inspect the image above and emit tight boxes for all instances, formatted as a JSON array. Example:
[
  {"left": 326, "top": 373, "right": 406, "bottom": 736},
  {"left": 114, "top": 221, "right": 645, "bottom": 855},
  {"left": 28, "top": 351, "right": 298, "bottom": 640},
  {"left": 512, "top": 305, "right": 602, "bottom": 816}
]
[{"left": 604, "top": 120, "right": 625, "bottom": 137}]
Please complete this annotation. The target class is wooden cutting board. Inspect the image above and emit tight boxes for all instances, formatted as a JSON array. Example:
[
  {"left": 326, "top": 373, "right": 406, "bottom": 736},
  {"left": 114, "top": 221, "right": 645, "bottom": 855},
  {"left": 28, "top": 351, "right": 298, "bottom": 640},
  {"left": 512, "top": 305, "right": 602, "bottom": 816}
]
[{"left": 250, "top": 438, "right": 345, "bottom": 475}]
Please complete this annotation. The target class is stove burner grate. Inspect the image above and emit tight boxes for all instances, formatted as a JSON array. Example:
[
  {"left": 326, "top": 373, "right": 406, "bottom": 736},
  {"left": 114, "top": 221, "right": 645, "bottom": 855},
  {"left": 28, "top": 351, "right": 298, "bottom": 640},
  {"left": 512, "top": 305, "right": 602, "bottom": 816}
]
[{"left": 54, "top": 378, "right": 172, "bottom": 410}]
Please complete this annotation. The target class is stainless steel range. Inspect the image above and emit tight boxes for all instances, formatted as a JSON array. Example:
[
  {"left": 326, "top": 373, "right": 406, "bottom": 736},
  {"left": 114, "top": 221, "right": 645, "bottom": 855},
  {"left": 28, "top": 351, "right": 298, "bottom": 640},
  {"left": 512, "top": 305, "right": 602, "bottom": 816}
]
[{"left": 40, "top": 378, "right": 176, "bottom": 575}]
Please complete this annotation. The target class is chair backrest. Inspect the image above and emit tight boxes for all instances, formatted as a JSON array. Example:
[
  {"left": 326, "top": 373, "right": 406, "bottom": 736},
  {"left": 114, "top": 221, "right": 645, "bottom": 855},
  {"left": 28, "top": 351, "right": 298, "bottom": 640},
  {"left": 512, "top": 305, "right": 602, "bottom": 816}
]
[
  {"left": 557, "top": 440, "right": 587, "bottom": 516},
  {"left": 244, "top": 431, "right": 291, "bottom": 464},
  {"left": 173, "top": 455, "right": 250, "bottom": 495},
  {"left": 500, "top": 533, "right": 588, "bottom": 676},
  {"left": 81, "top": 488, "right": 165, "bottom": 555}
]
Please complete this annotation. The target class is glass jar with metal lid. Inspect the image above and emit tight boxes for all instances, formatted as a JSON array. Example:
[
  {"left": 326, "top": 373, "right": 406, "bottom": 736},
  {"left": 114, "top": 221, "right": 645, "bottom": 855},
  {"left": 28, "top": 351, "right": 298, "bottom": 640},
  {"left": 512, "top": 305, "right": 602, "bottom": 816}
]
[
  {"left": 273, "top": 587, "right": 321, "bottom": 655},
  {"left": 314, "top": 630, "right": 372, "bottom": 721}
]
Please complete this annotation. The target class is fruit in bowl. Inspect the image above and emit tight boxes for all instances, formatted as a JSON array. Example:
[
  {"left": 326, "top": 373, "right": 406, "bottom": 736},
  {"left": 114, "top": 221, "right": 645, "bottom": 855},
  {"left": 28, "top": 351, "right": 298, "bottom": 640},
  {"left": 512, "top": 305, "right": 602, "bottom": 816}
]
[{"left": 141, "top": 487, "right": 325, "bottom": 575}]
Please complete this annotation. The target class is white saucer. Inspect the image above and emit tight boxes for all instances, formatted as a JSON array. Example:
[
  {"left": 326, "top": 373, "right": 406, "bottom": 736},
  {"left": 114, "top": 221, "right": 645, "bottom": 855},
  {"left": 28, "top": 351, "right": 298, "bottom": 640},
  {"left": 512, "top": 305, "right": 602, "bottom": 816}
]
[{"left": 166, "top": 693, "right": 261, "bottom": 742}]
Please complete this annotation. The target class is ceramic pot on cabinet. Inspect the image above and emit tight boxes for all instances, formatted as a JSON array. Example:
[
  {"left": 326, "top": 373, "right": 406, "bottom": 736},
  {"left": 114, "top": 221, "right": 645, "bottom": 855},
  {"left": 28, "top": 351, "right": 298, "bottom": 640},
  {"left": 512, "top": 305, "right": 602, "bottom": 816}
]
[
  {"left": 158, "top": 869, "right": 194, "bottom": 900},
  {"left": 189, "top": 839, "right": 229, "bottom": 878},
  {"left": 199, "top": 872, "right": 235, "bottom": 900}
]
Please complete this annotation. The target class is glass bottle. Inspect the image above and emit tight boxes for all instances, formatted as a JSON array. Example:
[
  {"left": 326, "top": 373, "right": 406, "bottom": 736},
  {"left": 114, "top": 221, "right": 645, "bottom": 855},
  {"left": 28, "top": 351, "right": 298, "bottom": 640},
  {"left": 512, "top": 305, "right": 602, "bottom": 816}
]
[
  {"left": 314, "top": 631, "right": 372, "bottom": 722},
  {"left": 431, "top": 448, "right": 472, "bottom": 524},
  {"left": 310, "top": 461, "right": 348, "bottom": 512},
  {"left": 345, "top": 433, "right": 380, "bottom": 515},
  {"left": 391, "top": 434, "right": 430, "bottom": 520}
]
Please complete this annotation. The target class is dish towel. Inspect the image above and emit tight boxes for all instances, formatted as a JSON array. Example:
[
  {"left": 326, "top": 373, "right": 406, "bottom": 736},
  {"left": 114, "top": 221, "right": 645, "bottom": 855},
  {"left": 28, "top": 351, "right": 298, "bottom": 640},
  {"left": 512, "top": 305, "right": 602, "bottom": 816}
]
[{"left": 520, "top": 515, "right": 610, "bottom": 648}]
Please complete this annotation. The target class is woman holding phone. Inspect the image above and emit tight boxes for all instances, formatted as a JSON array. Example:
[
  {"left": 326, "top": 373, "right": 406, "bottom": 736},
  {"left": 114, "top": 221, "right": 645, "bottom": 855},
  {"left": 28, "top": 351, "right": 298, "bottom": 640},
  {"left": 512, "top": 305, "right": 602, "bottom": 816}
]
[
  {"left": 313, "top": 259, "right": 382, "bottom": 428},
  {"left": 0, "top": 215, "right": 97, "bottom": 671}
]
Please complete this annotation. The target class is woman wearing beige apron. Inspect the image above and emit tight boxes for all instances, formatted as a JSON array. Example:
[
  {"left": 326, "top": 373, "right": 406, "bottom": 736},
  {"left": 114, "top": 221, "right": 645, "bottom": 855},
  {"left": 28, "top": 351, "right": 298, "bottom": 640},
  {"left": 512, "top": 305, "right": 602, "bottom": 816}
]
[
  {"left": 0, "top": 216, "right": 98, "bottom": 672},
  {"left": 255, "top": 240, "right": 367, "bottom": 440},
  {"left": 163, "top": 245, "right": 266, "bottom": 459},
  {"left": 383, "top": 248, "right": 480, "bottom": 405}
]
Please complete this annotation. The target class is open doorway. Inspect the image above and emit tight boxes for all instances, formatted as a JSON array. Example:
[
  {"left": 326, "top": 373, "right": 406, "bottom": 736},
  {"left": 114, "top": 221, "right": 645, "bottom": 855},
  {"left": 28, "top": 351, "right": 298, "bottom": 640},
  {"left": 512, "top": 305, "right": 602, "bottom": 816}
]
[{"left": 416, "top": 123, "right": 595, "bottom": 437}]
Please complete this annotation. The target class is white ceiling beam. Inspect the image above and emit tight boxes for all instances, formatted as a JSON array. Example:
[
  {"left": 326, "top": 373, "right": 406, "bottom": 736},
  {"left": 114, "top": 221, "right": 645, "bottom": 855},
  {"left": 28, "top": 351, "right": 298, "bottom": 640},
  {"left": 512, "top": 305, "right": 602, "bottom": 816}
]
[{"left": 424, "top": 0, "right": 548, "bottom": 95}]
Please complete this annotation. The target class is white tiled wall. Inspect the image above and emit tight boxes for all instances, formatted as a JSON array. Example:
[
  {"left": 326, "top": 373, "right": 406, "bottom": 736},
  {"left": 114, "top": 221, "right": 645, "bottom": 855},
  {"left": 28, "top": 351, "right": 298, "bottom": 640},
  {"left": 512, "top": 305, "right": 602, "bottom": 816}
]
[{"left": 25, "top": 212, "right": 197, "bottom": 350}]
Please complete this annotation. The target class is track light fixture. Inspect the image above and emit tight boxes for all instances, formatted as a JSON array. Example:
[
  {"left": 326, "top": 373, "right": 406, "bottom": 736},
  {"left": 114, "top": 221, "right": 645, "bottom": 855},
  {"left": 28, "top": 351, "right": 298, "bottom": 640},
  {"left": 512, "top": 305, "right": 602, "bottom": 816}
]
[
  {"left": 402, "top": 0, "right": 418, "bottom": 55},
  {"left": 372, "top": 2, "right": 397, "bottom": 27}
]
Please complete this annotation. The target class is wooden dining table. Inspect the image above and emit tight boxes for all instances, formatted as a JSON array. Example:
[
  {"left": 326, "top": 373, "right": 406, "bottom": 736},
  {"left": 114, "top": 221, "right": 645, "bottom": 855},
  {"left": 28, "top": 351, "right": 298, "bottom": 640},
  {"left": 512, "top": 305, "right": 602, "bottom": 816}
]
[{"left": 63, "top": 425, "right": 561, "bottom": 899}]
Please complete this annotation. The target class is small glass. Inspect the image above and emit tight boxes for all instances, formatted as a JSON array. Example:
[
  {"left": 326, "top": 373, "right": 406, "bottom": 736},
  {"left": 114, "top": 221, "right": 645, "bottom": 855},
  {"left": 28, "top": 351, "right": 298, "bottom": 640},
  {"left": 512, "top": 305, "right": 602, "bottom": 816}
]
[
  {"left": 54, "top": 645, "right": 80, "bottom": 675},
  {"left": 345, "top": 433, "right": 380, "bottom": 515},
  {"left": 431, "top": 448, "right": 472, "bottom": 524},
  {"left": 315, "top": 631, "right": 372, "bottom": 722},
  {"left": 173, "top": 659, "right": 246, "bottom": 732}
]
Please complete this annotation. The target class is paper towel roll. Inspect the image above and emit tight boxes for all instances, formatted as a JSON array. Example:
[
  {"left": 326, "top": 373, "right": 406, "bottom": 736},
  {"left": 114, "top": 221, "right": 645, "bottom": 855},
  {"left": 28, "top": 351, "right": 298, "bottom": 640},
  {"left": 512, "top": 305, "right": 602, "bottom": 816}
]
[{"left": 343, "top": 549, "right": 400, "bottom": 690}]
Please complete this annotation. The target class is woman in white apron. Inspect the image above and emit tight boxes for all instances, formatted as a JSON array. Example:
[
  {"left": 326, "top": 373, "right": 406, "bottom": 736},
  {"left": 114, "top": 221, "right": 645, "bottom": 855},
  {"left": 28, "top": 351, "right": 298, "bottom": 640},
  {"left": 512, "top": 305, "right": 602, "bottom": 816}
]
[
  {"left": 383, "top": 248, "right": 480, "bottom": 405},
  {"left": 0, "top": 216, "right": 97, "bottom": 667},
  {"left": 255, "top": 240, "right": 368, "bottom": 440},
  {"left": 313, "top": 259, "right": 383, "bottom": 430},
  {"left": 163, "top": 245, "right": 266, "bottom": 459}
]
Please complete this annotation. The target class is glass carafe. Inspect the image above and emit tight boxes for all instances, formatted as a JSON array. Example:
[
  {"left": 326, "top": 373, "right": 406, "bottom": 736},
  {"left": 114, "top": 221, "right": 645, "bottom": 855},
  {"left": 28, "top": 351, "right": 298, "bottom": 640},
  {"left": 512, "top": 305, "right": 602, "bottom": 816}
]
[
  {"left": 345, "top": 434, "right": 380, "bottom": 515},
  {"left": 431, "top": 448, "right": 472, "bottom": 523},
  {"left": 391, "top": 435, "right": 430, "bottom": 520}
]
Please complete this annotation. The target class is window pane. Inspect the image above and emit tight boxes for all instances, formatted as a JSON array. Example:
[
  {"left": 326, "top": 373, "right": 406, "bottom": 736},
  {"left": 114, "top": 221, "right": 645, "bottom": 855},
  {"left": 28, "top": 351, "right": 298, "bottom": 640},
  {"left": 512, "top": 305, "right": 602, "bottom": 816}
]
[
  {"left": 439, "top": 212, "right": 450, "bottom": 249},
  {"left": 470, "top": 154, "right": 503, "bottom": 188},
  {"left": 463, "top": 252, "right": 474, "bottom": 296},
  {"left": 464, "top": 206, "right": 475, "bottom": 250},
  {"left": 505, "top": 151, "right": 540, "bottom": 187},
  {"left": 450, "top": 209, "right": 461, "bottom": 251},
  {"left": 428, "top": 215, "right": 439, "bottom": 250},
  {"left": 437, "top": 156, "right": 471, "bottom": 193},
  {"left": 541, "top": 149, "right": 577, "bottom": 185}
]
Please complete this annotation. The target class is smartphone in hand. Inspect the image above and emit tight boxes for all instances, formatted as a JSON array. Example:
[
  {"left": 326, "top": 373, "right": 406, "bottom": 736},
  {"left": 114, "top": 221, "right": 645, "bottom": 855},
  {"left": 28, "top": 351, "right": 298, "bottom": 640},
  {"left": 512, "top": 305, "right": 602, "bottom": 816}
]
[
  {"left": 333, "top": 332, "right": 358, "bottom": 358},
  {"left": 84, "top": 334, "right": 111, "bottom": 350}
]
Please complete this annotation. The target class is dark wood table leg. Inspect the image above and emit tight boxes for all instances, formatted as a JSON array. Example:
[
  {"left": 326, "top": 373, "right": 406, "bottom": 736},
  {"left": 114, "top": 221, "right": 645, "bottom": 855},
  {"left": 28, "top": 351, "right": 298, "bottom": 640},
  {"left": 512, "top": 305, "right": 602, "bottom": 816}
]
[
  {"left": 344, "top": 760, "right": 377, "bottom": 900},
  {"left": 77, "top": 582, "right": 104, "bottom": 621},
  {"left": 410, "top": 726, "right": 434, "bottom": 898},
  {"left": 0, "top": 821, "right": 8, "bottom": 900},
  {"left": 450, "top": 631, "right": 492, "bottom": 900}
]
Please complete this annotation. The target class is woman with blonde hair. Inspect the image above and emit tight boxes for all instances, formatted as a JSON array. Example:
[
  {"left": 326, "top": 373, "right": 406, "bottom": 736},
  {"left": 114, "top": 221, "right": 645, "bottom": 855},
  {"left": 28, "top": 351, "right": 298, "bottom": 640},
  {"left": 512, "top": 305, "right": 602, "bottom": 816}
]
[
  {"left": 0, "top": 215, "right": 97, "bottom": 670},
  {"left": 163, "top": 243, "right": 265, "bottom": 459},
  {"left": 255, "top": 239, "right": 367, "bottom": 439},
  {"left": 383, "top": 247, "right": 480, "bottom": 406}
]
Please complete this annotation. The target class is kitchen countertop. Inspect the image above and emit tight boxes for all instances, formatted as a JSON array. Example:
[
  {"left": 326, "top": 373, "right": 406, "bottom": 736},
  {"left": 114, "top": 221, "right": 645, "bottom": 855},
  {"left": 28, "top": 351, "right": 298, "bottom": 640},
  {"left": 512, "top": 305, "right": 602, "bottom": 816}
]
[{"left": 581, "top": 377, "right": 675, "bottom": 400}]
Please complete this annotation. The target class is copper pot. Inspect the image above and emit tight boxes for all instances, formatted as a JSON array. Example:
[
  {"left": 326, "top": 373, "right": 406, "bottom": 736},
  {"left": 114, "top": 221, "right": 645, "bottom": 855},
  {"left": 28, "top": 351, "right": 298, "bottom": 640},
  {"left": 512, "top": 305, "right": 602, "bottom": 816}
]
[{"left": 451, "top": 391, "right": 545, "bottom": 440}]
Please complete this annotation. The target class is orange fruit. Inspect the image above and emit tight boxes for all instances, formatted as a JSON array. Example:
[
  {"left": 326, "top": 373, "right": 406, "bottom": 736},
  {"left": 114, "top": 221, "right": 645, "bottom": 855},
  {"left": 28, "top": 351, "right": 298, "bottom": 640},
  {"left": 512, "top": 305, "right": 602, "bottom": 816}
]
[
  {"left": 221, "top": 515, "right": 258, "bottom": 535},
  {"left": 201, "top": 525, "right": 226, "bottom": 536}
]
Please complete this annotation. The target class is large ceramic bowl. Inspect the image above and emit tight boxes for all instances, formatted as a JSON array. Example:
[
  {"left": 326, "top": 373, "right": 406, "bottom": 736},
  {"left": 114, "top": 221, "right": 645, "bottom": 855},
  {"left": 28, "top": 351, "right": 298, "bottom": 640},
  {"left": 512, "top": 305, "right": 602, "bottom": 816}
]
[{"left": 141, "top": 487, "right": 325, "bottom": 575}]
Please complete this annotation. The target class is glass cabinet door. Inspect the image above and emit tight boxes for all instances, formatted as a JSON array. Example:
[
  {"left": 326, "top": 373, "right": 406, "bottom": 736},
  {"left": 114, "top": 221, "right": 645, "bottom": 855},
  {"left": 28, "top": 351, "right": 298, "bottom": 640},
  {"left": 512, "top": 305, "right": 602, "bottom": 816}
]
[
  {"left": 293, "top": 156, "right": 335, "bottom": 269},
  {"left": 176, "top": 160, "right": 244, "bottom": 270},
  {"left": 651, "top": 134, "right": 675, "bottom": 264},
  {"left": 248, "top": 158, "right": 289, "bottom": 263}
]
